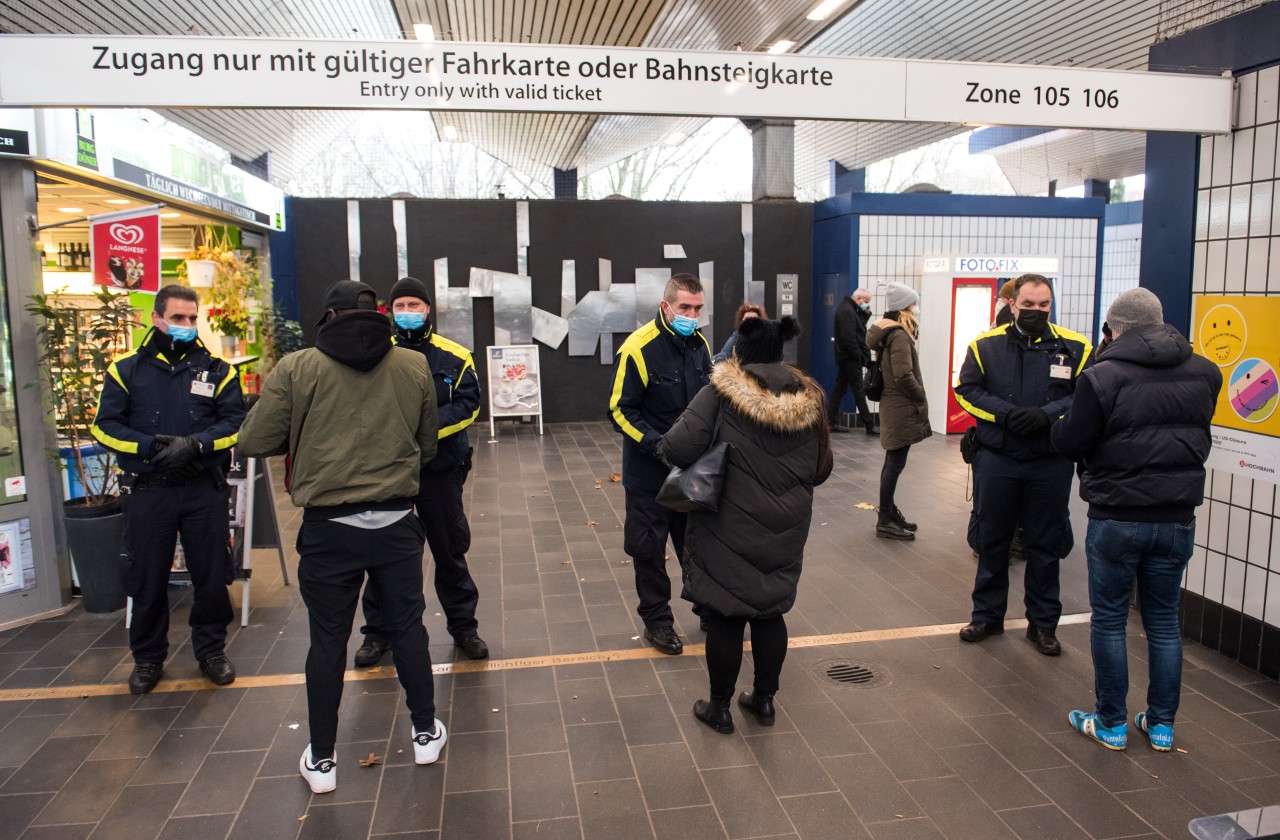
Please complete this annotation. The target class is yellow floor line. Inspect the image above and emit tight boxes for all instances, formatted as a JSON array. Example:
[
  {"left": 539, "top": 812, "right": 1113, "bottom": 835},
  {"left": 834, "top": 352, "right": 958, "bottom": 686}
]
[{"left": 0, "top": 612, "right": 1091, "bottom": 703}]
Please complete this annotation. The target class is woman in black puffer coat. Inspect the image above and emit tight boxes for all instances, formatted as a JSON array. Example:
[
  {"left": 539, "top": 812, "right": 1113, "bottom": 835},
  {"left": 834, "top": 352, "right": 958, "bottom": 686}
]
[{"left": 658, "top": 317, "right": 833, "bottom": 734}]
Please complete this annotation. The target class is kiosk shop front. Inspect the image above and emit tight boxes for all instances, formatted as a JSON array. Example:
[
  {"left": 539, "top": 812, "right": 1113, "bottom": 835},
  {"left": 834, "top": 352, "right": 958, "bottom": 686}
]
[{"left": 917, "top": 255, "right": 1060, "bottom": 435}]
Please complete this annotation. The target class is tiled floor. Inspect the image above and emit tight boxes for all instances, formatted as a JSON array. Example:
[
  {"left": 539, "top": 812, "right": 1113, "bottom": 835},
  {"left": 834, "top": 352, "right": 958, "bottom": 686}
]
[{"left": 0, "top": 421, "right": 1277, "bottom": 840}]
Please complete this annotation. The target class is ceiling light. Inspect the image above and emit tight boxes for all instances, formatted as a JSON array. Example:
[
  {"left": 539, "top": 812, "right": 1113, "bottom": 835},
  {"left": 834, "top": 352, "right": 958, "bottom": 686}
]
[
  {"left": 665, "top": 132, "right": 687, "bottom": 146},
  {"left": 442, "top": 125, "right": 458, "bottom": 141},
  {"left": 161, "top": 212, "right": 181, "bottom": 218},
  {"left": 806, "top": 0, "right": 844, "bottom": 20},
  {"left": 413, "top": 23, "right": 435, "bottom": 41},
  {"left": 104, "top": 199, "right": 131, "bottom": 205},
  {"left": 57, "top": 207, "right": 84, "bottom": 213},
  {"left": 767, "top": 40, "right": 795, "bottom": 54}
]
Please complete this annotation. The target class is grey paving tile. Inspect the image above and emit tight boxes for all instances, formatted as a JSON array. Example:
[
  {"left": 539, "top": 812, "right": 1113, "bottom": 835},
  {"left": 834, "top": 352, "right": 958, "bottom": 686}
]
[
  {"left": 512, "top": 817, "right": 581, "bottom": 840},
  {"left": 650, "top": 805, "right": 726, "bottom": 840},
  {"left": 510, "top": 752, "right": 576, "bottom": 822},
  {"left": 30, "top": 759, "right": 142, "bottom": 827},
  {"left": 506, "top": 700, "right": 567, "bottom": 756},
  {"left": 89, "top": 707, "right": 181, "bottom": 761},
  {"left": 994, "top": 805, "right": 1090, "bottom": 840},
  {"left": 297, "top": 801, "right": 374, "bottom": 840},
  {"left": 449, "top": 685, "right": 507, "bottom": 734},
  {"left": 2, "top": 736, "right": 105, "bottom": 794},
  {"left": 156, "top": 815, "right": 236, "bottom": 840},
  {"left": 370, "top": 764, "right": 445, "bottom": 835},
  {"left": 784, "top": 702, "right": 872, "bottom": 758},
  {"left": 577, "top": 778, "right": 652, "bottom": 840},
  {"left": 212, "top": 699, "right": 290, "bottom": 753},
  {"left": 444, "top": 730, "right": 507, "bottom": 792},
  {"left": 856, "top": 720, "right": 952, "bottom": 782},
  {"left": 440, "top": 790, "right": 510, "bottom": 840},
  {"left": 823, "top": 754, "right": 922, "bottom": 823},
  {"left": 631, "top": 743, "right": 709, "bottom": 810},
  {"left": 559, "top": 677, "right": 618, "bottom": 725},
  {"left": 893, "top": 694, "right": 984, "bottom": 750},
  {"left": 964, "top": 713, "right": 1070, "bottom": 772},
  {"left": 333, "top": 691, "right": 398, "bottom": 745},
  {"left": 1022, "top": 766, "right": 1154, "bottom": 839},
  {"left": 567, "top": 722, "right": 634, "bottom": 782},
  {"left": 226, "top": 773, "right": 313, "bottom": 840},
  {"left": 0, "top": 792, "right": 53, "bottom": 840},
  {"left": 16, "top": 825, "right": 94, "bottom": 840},
  {"left": 84, "top": 782, "right": 185, "bottom": 840},
  {"left": 902, "top": 776, "right": 1018, "bottom": 840},
  {"left": 779, "top": 791, "right": 873, "bottom": 840},
  {"left": 702, "top": 765, "right": 794, "bottom": 839},
  {"left": 744, "top": 732, "right": 838, "bottom": 797},
  {"left": 171, "top": 688, "right": 245, "bottom": 729},
  {"left": 172, "top": 750, "right": 265, "bottom": 817},
  {"left": 49, "top": 695, "right": 136, "bottom": 738},
  {"left": 1182, "top": 668, "right": 1279, "bottom": 715},
  {"left": 864, "top": 817, "right": 946, "bottom": 840},
  {"left": 615, "top": 694, "right": 681, "bottom": 747},
  {"left": 936, "top": 743, "right": 1046, "bottom": 811}
]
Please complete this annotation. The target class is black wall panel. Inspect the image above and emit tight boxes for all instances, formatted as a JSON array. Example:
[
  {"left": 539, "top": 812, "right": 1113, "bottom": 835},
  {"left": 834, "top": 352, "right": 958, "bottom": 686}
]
[{"left": 290, "top": 198, "right": 813, "bottom": 424}]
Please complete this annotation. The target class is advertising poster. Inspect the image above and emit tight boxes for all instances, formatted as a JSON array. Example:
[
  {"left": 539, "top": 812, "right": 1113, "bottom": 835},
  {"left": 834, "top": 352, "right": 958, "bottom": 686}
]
[
  {"left": 488, "top": 345, "right": 542, "bottom": 419},
  {"left": 91, "top": 210, "right": 161, "bottom": 293},
  {"left": 0, "top": 518, "right": 36, "bottom": 595},
  {"left": 1192, "top": 295, "right": 1280, "bottom": 484}
]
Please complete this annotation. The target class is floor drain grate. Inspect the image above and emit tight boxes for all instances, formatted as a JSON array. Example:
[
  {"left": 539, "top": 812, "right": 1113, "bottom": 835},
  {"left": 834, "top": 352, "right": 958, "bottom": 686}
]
[{"left": 812, "top": 659, "right": 890, "bottom": 689}]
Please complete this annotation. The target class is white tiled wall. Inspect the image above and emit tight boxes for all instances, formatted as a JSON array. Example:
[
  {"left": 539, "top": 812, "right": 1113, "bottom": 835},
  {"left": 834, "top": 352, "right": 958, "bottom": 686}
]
[
  {"left": 1100, "top": 222, "right": 1142, "bottom": 325},
  {"left": 856, "top": 214, "right": 1099, "bottom": 336},
  {"left": 1183, "top": 64, "right": 1280, "bottom": 630}
]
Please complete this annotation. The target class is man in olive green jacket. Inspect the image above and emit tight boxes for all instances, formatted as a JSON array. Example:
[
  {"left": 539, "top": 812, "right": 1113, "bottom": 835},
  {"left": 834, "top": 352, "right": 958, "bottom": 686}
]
[{"left": 238, "top": 281, "right": 446, "bottom": 795}]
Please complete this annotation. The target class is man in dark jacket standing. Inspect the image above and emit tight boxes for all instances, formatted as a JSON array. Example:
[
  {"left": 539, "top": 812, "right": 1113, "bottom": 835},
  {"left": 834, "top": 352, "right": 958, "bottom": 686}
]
[
  {"left": 1053, "top": 288, "right": 1221, "bottom": 752},
  {"left": 829, "top": 287, "right": 878, "bottom": 435},
  {"left": 954, "top": 275, "right": 1092, "bottom": 656},
  {"left": 91, "top": 285, "right": 244, "bottom": 695},
  {"left": 239, "top": 281, "right": 445, "bottom": 795},
  {"left": 354, "top": 276, "right": 488, "bottom": 665},
  {"left": 609, "top": 273, "right": 712, "bottom": 655}
]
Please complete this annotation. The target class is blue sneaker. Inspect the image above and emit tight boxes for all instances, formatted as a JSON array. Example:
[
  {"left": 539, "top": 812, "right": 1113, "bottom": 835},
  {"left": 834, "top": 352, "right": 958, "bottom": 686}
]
[
  {"left": 1068, "top": 710, "right": 1127, "bottom": 750},
  {"left": 1135, "top": 712, "right": 1173, "bottom": 752}
]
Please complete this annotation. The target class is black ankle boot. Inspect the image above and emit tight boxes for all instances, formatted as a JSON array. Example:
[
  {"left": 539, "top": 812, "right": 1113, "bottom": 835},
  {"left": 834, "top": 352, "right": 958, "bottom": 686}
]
[
  {"left": 693, "top": 697, "right": 735, "bottom": 734},
  {"left": 737, "top": 690, "right": 776, "bottom": 726},
  {"left": 876, "top": 512, "right": 915, "bottom": 541},
  {"left": 891, "top": 506, "right": 918, "bottom": 531}
]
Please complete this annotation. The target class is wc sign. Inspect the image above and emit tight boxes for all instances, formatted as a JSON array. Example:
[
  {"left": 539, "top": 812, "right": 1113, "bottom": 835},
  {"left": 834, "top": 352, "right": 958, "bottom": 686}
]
[{"left": 91, "top": 210, "right": 161, "bottom": 294}]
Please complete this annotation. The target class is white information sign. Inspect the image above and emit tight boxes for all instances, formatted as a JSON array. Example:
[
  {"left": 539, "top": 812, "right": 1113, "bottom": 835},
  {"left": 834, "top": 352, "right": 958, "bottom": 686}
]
[
  {"left": 487, "top": 345, "right": 543, "bottom": 437},
  {"left": 0, "top": 36, "right": 1232, "bottom": 134}
]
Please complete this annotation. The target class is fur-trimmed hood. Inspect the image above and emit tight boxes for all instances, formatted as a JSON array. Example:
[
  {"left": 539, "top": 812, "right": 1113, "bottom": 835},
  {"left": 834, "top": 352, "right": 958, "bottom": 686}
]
[{"left": 711, "top": 358, "right": 825, "bottom": 433}]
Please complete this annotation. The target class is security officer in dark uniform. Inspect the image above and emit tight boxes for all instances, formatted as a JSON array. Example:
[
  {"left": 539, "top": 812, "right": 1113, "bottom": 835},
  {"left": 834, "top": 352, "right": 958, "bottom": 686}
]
[
  {"left": 953, "top": 274, "right": 1092, "bottom": 656},
  {"left": 609, "top": 273, "right": 712, "bottom": 655},
  {"left": 92, "top": 284, "right": 245, "bottom": 694},
  {"left": 354, "top": 276, "right": 489, "bottom": 663}
]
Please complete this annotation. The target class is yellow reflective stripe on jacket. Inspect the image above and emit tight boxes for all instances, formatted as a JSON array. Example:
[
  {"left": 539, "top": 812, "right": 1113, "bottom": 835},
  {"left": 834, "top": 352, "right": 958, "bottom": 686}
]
[
  {"left": 436, "top": 338, "right": 479, "bottom": 439},
  {"left": 210, "top": 433, "right": 238, "bottom": 451},
  {"left": 609, "top": 322, "right": 658, "bottom": 444},
  {"left": 89, "top": 420, "right": 139, "bottom": 454},
  {"left": 214, "top": 363, "right": 238, "bottom": 396},
  {"left": 106, "top": 357, "right": 131, "bottom": 392},
  {"left": 954, "top": 390, "right": 996, "bottom": 422},
  {"left": 966, "top": 325, "right": 1008, "bottom": 375}
]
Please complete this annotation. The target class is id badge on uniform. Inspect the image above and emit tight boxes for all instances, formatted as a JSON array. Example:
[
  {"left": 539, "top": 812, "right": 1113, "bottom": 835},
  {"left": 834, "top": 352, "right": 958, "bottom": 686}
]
[
  {"left": 190, "top": 380, "right": 215, "bottom": 397},
  {"left": 1049, "top": 364, "right": 1072, "bottom": 380}
]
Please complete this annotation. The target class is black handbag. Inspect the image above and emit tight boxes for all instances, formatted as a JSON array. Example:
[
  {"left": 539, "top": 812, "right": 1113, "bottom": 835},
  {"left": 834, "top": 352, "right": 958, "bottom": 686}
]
[
  {"left": 864, "top": 353, "right": 885, "bottom": 402},
  {"left": 656, "top": 403, "right": 730, "bottom": 513}
]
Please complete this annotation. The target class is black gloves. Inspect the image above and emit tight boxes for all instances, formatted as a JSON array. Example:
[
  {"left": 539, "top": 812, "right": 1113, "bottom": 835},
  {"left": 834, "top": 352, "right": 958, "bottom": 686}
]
[
  {"left": 1006, "top": 406, "right": 1050, "bottom": 435},
  {"left": 151, "top": 434, "right": 203, "bottom": 472}
]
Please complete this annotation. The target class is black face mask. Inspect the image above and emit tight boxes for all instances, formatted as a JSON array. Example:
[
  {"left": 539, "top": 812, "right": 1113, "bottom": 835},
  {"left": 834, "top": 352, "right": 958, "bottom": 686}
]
[{"left": 1016, "top": 309, "right": 1050, "bottom": 336}]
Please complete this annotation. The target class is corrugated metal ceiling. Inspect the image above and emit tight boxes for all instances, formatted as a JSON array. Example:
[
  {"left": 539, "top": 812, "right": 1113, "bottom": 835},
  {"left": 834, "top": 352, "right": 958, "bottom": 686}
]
[{"left": 1, "top": 0, "right": 1268, "bottom": 195}]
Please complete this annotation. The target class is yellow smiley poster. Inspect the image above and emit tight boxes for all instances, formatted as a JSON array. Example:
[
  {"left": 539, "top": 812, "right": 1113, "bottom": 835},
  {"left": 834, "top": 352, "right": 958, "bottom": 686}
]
[{"left": 1191, "top": 295, "right": 1280, "bottom": 484}]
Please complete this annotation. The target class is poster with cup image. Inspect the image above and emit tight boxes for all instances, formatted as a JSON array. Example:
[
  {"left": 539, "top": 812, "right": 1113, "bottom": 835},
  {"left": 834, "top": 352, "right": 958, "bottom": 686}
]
[{"left": 488, "top": 345, "right": 542, "bottom": 419}]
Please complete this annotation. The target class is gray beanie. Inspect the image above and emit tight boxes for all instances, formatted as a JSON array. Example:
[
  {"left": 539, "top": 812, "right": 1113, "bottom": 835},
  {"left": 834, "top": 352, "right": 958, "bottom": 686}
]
[
  {"left": 1107, "top": 288, "right": 1163, "bottom": 334},
  {"left": 885, "top": 283, "right": 920, "bottom": 312}
]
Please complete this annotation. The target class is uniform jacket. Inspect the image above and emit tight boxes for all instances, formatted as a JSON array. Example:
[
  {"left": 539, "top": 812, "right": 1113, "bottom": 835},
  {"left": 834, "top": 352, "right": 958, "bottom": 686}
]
[
  {"left": 657, "top": 360, "right": 833, "bottom": 619},
  {"left": 91, "top": 328, "right": 245, "bottom": 475},
  {"left": 237, "top": 311, "right": 438, "bottom": 511},
  {"left": 833, "top": 296, "right": 871, "bottom": 365},
  {"left": 955, "top": 322, "right": 1093, "bottom": 460},
  {"left": 866, "top": 319, "right": 931, "bottom": 450},
  {"left": 395, "top": 325, "right": 480, "bottom": 472},
  {"left": 1051, "top": 324, "right": 1222, "bottom": 522},
  {"left": 608, "top": 310, "right": 712, "bottom": 495}
]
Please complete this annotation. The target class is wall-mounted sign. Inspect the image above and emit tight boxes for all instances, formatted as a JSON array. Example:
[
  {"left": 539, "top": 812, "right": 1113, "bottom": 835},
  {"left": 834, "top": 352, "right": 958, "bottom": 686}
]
[
  {"left": 487, "top": 344, "right": 543, "bottom": 437},
  {"left": 0, "top": 36, "right": 1232, "bottom": 134},
  {"left": 91, "top": 209, "right": 161, "bottom": 293},
  {"left": 0, "top": 108, "right": 34, "bottom": 157},
  {"left": 1192, "top": 295, "right": 1280, "bottom": 485},
  {"left": 934, "top": 256, "right": 1061, "bottom": 276},
  {"left": 0, "top": 518, "right": 36, "bottom": 596}
]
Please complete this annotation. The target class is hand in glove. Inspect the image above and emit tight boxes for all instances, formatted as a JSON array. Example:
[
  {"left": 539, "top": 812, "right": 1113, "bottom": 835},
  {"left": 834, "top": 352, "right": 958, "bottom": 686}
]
[
  {"left": 151, "top": 434, "right": 203, "bottom": 472},
  {"left": 1006, "top": 406, "right": 1050, "bottom": 435},
  {"left": 151, "top": 434, "right": 177, "bottom": 459}
]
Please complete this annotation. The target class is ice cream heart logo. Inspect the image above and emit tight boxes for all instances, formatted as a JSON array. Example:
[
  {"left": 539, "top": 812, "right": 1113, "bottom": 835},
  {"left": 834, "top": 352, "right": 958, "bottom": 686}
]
[{"left": 109, "top": 223, "right": 145, "bottom": 245}]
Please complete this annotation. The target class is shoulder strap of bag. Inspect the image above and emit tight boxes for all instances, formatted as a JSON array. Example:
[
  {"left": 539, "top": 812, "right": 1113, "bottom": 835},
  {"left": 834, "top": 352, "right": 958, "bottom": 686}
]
[{"left": 709, "top": 397, "right": 724, "bottom": 444}]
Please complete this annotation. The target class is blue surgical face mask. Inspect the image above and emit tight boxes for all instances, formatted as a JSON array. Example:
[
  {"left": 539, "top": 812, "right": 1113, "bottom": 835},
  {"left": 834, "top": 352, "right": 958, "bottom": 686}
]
[
  {"left": 166, "top": 323, "right": 198, "bottom": 343},
  {"left": 670, "top": 314, "right": 698, "bottom": 336},
  {"left": 394, "top": 312, "right": 426, "bottom": 331},
  {"left": 858, "top": 302, "right": 870, "bottom": 312}
]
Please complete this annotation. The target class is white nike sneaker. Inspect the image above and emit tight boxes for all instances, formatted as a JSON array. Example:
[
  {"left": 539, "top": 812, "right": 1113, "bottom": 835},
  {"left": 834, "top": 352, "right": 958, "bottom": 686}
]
[
  {"left": 412, "top": 720, "right": 448, "bottom": 765},
  {"left": 300, "top": 746, "right": 337, "bottom": 793}
]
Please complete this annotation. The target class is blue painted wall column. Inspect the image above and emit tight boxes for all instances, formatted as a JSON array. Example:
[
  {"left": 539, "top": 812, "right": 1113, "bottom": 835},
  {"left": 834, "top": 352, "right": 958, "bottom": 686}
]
[
  {"left": 553, "top": 167, "right": 578, "bottom": 199},
  {"left": 1138, "top": 133, "right": 1199, "bottom": 336},
  {"left": 268, "top": 195, "right": 299, "bottom": 322},
  {"left": 829, "top": 161, "right": 866, "bottom": 195}
]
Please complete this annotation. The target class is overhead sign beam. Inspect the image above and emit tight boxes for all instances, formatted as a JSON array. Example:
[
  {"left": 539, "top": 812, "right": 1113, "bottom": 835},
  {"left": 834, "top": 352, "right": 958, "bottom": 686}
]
[{"left": 0, "top": 36, "right": 1232, "bottom": 134}]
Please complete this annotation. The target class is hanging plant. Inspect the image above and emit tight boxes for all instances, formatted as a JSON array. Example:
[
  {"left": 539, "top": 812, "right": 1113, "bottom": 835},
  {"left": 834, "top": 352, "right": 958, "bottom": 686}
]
[{"left": 178, "top": 226, "right": 261, "bottom": 339}]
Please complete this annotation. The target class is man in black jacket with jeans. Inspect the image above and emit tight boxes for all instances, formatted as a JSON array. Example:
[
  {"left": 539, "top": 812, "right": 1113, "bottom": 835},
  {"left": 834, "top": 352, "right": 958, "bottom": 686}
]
[{"left": 830, "top": 288, "right": 878, "bottom": 435}]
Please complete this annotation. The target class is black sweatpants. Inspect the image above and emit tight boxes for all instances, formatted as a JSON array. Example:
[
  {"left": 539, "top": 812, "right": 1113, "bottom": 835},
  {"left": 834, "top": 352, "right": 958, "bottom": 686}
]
[
  {"left": 970, "top": 450, "right": 1073, "bottom": 629},
  {"left": 704, "top": 611, "right": 789, "bottom": 700},
  {"left": 624, "top": 489, "right": 687, "bottom": 628},
  {"left": 297, "top": 513, "right": 437, "bottom": 759},
  {"left": 830, "top": 358, "right": 873, "bottom": 426},
  {"left": 362, "top": 464, "right": 479, "bottom": 642},
  {"left": 120, "top": 471, "right": 232, "bottom": 664}
]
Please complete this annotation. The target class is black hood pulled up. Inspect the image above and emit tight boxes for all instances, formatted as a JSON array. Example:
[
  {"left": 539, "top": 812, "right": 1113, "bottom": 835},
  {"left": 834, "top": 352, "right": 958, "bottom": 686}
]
[
  {"left": 1097, "top": 323, "right": 1192, "bottom": 369},
  {"left": 316, "top": 310, "right": 393, "bottom": 371}
]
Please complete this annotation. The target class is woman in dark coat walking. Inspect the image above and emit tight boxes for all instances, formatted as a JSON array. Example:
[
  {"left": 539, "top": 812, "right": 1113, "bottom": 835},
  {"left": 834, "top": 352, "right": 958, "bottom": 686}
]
[
  {"left": 658, "top": 317, "right": 833, "bottom": 734},
  {"left": 866, "top": 283, "right": 931, "bottom": 541}
]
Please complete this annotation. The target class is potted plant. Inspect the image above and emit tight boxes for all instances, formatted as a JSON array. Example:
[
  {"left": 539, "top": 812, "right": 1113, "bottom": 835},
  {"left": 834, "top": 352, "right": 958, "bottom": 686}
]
[
  {"left": 179, "top": 227, "right": 261, "bottom": 356},
  {"left": 26, "top": 288, "right": 139, "bottom": 612}
]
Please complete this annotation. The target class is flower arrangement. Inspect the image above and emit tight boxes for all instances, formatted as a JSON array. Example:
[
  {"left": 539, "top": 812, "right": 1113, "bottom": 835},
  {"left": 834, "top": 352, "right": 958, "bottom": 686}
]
[{"left": 179, "top": 227, "right": 261, "bottom": 339}]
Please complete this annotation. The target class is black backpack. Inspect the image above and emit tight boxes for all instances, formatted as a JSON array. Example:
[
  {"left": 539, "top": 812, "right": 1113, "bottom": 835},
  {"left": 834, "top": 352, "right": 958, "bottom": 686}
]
[{"left": 864, "top": 353, "right": 885, "bottom": 402}]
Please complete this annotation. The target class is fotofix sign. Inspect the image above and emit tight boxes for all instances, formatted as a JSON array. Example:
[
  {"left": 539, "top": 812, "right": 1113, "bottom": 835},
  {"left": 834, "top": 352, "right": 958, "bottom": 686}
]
[
  {"left": 91, "top": 210, "right": 161, "bottom": 294},
  {"left": 0, "top": 35, "right": 1232, "bottom": 134}
]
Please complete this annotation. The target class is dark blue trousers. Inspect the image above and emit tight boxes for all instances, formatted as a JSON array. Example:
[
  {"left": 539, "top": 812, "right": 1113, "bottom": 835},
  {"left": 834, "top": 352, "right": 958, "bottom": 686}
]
[{"left": 969, "top": 450, "right": 1073, "bottom": 629}]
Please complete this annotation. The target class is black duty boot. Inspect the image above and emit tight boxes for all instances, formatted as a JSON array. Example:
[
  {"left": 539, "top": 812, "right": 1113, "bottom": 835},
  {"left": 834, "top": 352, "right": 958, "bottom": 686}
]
[
  {"left": 693, "top": 697, "right": 735, "bottom": 734},
  {"left": 876, "top": 512, "right": 915, "bottom": 541},
  {"left": 354, "top": 638, "right": 390, "bottom": 668},
  {"left": 891, "top": 506, "right": 918, "bottom": 532},
  {"left": 737, "top": 690, "right": 776, "bottom": 726}
]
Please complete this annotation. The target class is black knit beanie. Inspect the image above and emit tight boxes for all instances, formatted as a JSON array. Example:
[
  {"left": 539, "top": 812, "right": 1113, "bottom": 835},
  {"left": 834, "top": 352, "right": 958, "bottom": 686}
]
[
  {"left": 735, "top": 316, "right": 801, "bottom": 364},
  {"left": 389, "top": 276, "right": 433, "bottom": 307}
]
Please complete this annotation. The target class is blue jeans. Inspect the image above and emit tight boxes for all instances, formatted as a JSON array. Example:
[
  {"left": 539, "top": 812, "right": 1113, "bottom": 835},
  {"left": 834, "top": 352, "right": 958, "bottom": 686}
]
[{"left": 1086, "top": 517, "right": 1195, "bottom": 729}]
